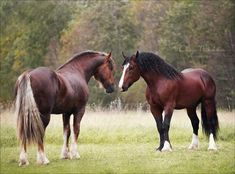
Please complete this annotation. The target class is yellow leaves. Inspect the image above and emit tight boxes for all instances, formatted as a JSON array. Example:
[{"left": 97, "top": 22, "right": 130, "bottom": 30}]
[
  {"left": 12, "top": 58, "right": 23, "bottom": 72},
  {"left": 12, "top": 49, "right": 27, "bottom": 72},
  {"left": 14, "top": 50, "right": 26, "bottom": 59}
]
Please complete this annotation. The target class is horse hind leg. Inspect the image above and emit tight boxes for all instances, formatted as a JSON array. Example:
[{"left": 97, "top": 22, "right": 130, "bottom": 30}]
[
  {"left": 19, "top": 143, "right": 29, "bottom": 166},
  {"left": 61, "top": 113, "right": 71, "bottom": 159},
  {"left": 187, "top": 107, "right": 199, "bottom": 150},
  {"left": 36, "top": 114, "right": 50, "bottom": 165},
  {"left": 202, "top": 99, "right": 219, "bottom": 150},
  {"left": 71, "top": 107, "right": 85, "bottom": 159},
  {"left": 37, "top": 143, "right": 50, "bottom": 165}
]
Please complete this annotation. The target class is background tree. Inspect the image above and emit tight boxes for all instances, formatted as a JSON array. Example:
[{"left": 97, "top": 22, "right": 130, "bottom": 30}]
[
  {"left": 0, "top": 0, "right": 234, "bottom": 109},
  {"left": 0, "top": 0, "right": 74, "bottom": 104}
]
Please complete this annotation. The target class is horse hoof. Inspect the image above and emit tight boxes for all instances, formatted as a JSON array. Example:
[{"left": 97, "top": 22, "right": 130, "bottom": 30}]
[
  {"left": 71, "top": 152, "right": 80, "bottom": 159},
  {"left": 60, "top": 151, "right": 71, "bottom": 159},
  {"left": 37, "top": 157, "right": 50, "bottom": 165},
  {"left": 188, "top": 144, "right": 198, "bottom": 150},
  {"left": 208, "top": 146, "right": 217, "bottom": 151},
  {"left": 37, "top": 160, "right": 50, "bottom": 165},
  {"left": 161, "top": 141, "right": 172, "bottom": 152},
  {"left": 161, "top": 148, "right": 172, "bottom": 152},
  {"left": 19, "top": 160, "right": 29, "bottom": 167},
  {"left": 61, "top": 155, "right": 71, "bottom": 159},
  {"left": 156, "top": 146, "right": 163, "bottom": 151}
]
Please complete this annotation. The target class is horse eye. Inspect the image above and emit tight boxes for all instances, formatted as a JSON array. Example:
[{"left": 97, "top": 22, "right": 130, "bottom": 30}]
[{"left": 129, "top": 66, "right": 134, "bottom": 70}]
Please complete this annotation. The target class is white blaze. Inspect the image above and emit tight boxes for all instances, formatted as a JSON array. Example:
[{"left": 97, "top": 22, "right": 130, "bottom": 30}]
[{"left": 119, "top": 63, "right": 130, "bottom": 88}]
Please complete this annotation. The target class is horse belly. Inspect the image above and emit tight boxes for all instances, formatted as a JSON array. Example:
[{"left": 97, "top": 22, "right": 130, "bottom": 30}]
[
  {"left": 175, "top": 93, "right": 202, "bottom": 109},
  {"left": 52, "top": 97, "right": 75, "bottom": 114},
  {"left": 52, "top": 83, "right": 88, "bottom": 114}
]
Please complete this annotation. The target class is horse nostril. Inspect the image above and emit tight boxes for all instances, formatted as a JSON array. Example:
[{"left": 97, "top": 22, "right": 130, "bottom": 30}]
[
  {"left": 122, "top": 85, "right": 128, "bottom": 92},
  {"left": 106, "top": 85, "right": 114, "bottom": 93}
]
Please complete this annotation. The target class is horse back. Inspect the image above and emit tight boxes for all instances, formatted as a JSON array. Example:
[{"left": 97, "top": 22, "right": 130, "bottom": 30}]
[{"left": 181, "top": 68, "right": 215, "bottom": 94}]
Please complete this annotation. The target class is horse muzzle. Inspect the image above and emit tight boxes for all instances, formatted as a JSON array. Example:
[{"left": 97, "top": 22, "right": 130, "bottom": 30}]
[
  {"left": 121, "top": 85, "right": 128, "bottom": 92},
  {"left": 106, "top": 85, "right": 115, "bottom": 93}
]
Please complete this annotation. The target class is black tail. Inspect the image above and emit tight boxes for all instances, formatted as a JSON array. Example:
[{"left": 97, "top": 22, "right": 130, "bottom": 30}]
[{"left": 201, "top": 99, "right": 219, "bottom": 139}]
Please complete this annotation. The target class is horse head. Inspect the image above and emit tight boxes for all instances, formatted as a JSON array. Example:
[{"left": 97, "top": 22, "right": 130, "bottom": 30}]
[
  {"left": 119, "top": 51, "right": 141, "bottom": 92},
  {"left": 94, "top": 52, "right": 115, "bottom": 93}
]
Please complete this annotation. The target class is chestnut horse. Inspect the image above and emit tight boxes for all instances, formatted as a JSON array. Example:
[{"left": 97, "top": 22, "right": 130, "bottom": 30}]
[
  {"left": 119, "top": 51, "right": 219, "bottom": 152},
  {"left": 15, "top": 51, "right": 115, "bottom": 166}
]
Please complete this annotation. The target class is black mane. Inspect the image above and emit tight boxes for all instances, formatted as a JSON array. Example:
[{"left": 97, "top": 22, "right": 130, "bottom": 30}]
[
  {"left": 136, "top": 52, "right": 182, "bottom": 80},
  {"left": 57, "top": 50, "right": 107, "bottom": 70}
]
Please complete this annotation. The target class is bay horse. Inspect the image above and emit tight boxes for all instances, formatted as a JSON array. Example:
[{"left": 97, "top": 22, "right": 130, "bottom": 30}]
[
  {"left": 119, "top": 51, "right": 219, "bottom": 152},
  {"left": 15, "top": 51, "right": 115, "bottom": 166}
]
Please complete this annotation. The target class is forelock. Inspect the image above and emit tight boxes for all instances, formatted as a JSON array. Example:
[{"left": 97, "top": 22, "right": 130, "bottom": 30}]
[{"left": 122, "top": 55, "right": 134, "bottom": 66}]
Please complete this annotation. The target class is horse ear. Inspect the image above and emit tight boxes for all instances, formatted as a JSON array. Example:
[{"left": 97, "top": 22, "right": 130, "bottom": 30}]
[
  {"left": 105, "top": 52, "right": 112, "bottom": 62},
  {"left": 122, "top": 51, "right": 127, "bottom": 60},
  {"left": 135, "top": 50, "right": 139, "bottom": 58}
]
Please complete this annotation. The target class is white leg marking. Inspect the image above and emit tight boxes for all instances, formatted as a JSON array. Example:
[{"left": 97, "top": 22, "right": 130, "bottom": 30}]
[
  {"left": 188, "top": 133, "right": 199, "bottom": 150},
  {"left": 118, "top": 63, "right": 129, "bottom": 88},
  {"left": 208, "top": 133, "right": 217, "bottom": 150},
  {"left": 61, "top": 133, "right": 71, "bottom": 159},
  {"left": 71, "top": 142, "right": 80, "bottom": 159},
  {"left": 161, "top": 141, "right": 172, "bottom": 152},
  {"left": 19, "top": 149, "right": 29, "bottom": 166},
  {"left": 162, "top": 111, "right": 165, "bottom": 123},
  {"left": 61, "top": 145, "right": 71, "bottom": 159},
  {"left": 37, "top": 151, "right": 50, "bottom": 165}
]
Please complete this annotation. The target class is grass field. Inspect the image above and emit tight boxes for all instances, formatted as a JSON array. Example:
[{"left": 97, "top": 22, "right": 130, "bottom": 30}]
[{"left": 1, "top": 109, "right": 235, "bottom": 174}]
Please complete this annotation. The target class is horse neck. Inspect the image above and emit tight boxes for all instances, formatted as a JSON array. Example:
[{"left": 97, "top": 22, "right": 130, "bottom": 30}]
[
  {"left": 61, "top": 55, "right": 104, "bottom": 83},
  {"left": 81, "top": 56, "right": 105, "bottom": 82},
  {"left": 141, "top": 71, "right": 169, "bottom": 88}
]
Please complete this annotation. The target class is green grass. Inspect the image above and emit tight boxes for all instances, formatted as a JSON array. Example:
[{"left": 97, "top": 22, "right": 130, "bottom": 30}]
[{"left": 1, "top": 110, "right": 235, "bottom": 173}]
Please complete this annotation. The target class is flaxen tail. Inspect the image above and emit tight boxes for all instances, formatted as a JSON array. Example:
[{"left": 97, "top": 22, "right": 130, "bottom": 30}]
[{"left": 15, "top": 74, "right": 44, "bottom": 146}]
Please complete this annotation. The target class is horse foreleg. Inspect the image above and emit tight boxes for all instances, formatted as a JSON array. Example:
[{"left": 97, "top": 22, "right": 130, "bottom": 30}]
[
  {"left": 36, "top": 114, "right": 50, "bottom": 165},
  {"left": 150, "top": 105, "right": 164, "bottom": 151},
  {"left": 61, "top": 113, "right": 71, "bottom": 159},
  {"left": 19, "top": 143, "right": 29, "bottom": 166},
  {"left": 187, "top": 107, "right": 199, "bottom": 150},
  {"left": 71, "top": 107, "right": 85, "bottom": 159},
  {"left": 161, "top": 106, "right": 173, "bottom": 152}
]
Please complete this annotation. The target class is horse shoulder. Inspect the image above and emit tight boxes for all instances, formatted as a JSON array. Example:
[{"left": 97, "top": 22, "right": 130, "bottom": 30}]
[{"left": 145, "top": 87, "right": 151, "bottom": 103}]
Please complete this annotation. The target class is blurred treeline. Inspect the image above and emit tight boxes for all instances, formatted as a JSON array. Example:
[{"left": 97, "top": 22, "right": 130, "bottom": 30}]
[{"left": 0, "top": 0, "right": 234, "bottom": 109}]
